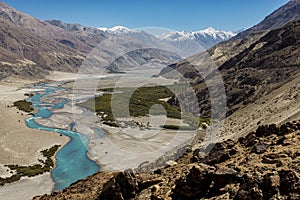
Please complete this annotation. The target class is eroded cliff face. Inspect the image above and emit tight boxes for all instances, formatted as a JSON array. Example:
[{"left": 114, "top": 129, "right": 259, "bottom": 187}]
[{"left": 34, "top": 120, "right": 300, "bottom": 200}]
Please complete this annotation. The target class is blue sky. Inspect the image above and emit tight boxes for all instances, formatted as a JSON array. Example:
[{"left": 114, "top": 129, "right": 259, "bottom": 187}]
[{"left": 3, "top": 0, "right": 290, "bottom": 31}]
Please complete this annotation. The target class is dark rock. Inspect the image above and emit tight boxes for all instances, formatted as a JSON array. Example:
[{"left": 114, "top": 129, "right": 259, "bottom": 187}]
[
  {"left": 32, "top": 116, "right": 300, "bottom": 200},
  {"left": 98, "top": 171, "right": 138, "bottom": 200},
  {"left": 249, "top": 187, "right": 263, "bottom": 200},
  {"left": 172, "top": 164, "right": 215, "bottom": 199},
  {"left": 201, "top": 140, "right": 237, "bottom": 165},
  {"left": 234, "top": 189, "right": 249, "bottom": 200},
  {"left": 190, "top": 155, "right": 199, "bottom": 163},
  {"left": 293, "top": 152, "right": 300, "bottom": 158},
  {"left": 256, "top": 124, "right": 278, "bottom": 137},
  {"left": 275, "top": 161, "right": 283, "bottom": 167},
  {"left": 229, "top": 148, "right": 238, "bottom": 156},
  {"left": 153, "top": 168, "right": 162, "bottom": 175},
  {"left": 278, "top": 122, "right": 299, "bottom": 136},
  {"left": 213, "top": 167, "right": 238, "bottom": 188},
  {"left": 276, "top": 136, "right": 286, "bottom": 145},
  {"left": 278, "top": 170, "right": 300, "bottom": 195},
  {"left": 185, "top": 147, "right": 192, "bottom": 153},
  {"left": 234, "top": 187, "right": 263, "bottom": 200},
  {"left": 202, "top": 151, "right": 230, "bottom": 165},
  {"left": 192, "top": 149, "right": 206, "bottom": 160},
  {"left": 261, "top": 172, "right": 280, "bottom": 199},
  {"left": 150, "top": 185, "right": 163, "bottom": 200},
  {"left": 238, "top": 132, "right": 258, "bottom": 147},
  {"left": 234, "top": 172, "right": 264, "bottom": 200}
]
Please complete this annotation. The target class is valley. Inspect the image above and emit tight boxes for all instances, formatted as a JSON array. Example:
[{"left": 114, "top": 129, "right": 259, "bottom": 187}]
[{"left": 0, "top": 0, "right": 299, "bottom": 200}]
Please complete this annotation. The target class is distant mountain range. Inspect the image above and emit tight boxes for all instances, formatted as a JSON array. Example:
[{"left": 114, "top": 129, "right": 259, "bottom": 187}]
[
  {"left": 98, "top": 26, "right": 237, "bottom": 56},
  {"left": 158, "top": 27, "right": 236, "bottom": 50}
]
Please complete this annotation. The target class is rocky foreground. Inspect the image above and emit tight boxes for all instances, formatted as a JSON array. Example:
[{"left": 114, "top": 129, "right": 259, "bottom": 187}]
[{"left": 34, "top": 120, "right": 300, "bottom": 200}]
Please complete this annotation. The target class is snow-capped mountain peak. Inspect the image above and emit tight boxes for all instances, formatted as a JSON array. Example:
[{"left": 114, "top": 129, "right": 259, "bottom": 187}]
[
  {"left": 98, "top": 26, "right": 137, "bottom": 34},
  {"left": 159, "top": 31, "right": 193, "bottom": 41},
  {"left": 160, "top": 27, "right": 236, "bottom": 42},
  {"left": 200, "top": 27, "right": 218, "bottom": 35},
  {"left": 97, "top": 25, "right": 236, "bottom": 54}
]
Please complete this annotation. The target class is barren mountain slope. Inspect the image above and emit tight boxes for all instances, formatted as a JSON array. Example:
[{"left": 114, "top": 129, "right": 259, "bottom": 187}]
[
  {"left": 237, "top": 0, "right": 300, "bottom": 38},
  {"left": 0, "top": 2, "right": 107, "bottom": 53},
  {"left": 161, "top": 19, "right": 300, "bottom": 123},
  {"left": 0, "top": 17, "right": 84, "bottom": 79},
  {"left": 201, "top": 20, "right": 299, "bottom": 117}
]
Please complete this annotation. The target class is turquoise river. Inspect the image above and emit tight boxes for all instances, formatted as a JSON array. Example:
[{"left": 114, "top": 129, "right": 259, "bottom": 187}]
[{"left": 25, "top": 83, "right": 99, "bottom": 191}]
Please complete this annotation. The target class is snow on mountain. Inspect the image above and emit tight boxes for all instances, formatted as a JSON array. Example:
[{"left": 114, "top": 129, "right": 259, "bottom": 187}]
[
  {"left": 98, "top": 26, "right": 137, "bottom": 34},
  {"left": 97, "top": 26, "right": 237, "bottom": 56},
  {"left": 159, "top": 27, "right": 236, "bottom": 42},
  {"left": 157, "top": 27, "right": 236, "bottom": 54},
  {"left": 98, "top": 26, "right": 235, "bottom": 41}
]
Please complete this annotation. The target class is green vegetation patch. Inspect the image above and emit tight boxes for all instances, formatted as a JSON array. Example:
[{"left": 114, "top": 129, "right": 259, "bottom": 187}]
[
  {"left": 82, "top": 85, "right": 182, "bottom": 122},
  {"left": 6, "top": 164, "right": 45, "bottom": 177},
  {"left": 82, "top": 85, "right": 211, "bottom": 128},
  {"left": 0, "top": 145, "right": 60, "bottom": 186},
  {"left": 13, "top": 100, "right": 33, "bottom": 112}
]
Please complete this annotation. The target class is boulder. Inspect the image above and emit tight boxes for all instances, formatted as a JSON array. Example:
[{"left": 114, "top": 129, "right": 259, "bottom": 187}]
[
  {"left": 213, "top": 167, "right": 238, "bottom": 188},
  {"left": 238, "top": 132, "right": 258, "bottom": 147},
  {"left": 234, "top": 187, "right": 263, "bottom": 200},
  {"left": 172, "top": 164, "right": 215, "bottom": 199},
  {"left": 201, "top": 140, "right": 237, "bottom": 165},
  {"left": 98, "top": 171, "right": 138, "bottom": 200}
]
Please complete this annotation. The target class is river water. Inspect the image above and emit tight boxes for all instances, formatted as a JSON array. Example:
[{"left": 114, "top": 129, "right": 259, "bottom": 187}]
[{"left": 25, "top": 83, "right": 99, "bottom": 191}]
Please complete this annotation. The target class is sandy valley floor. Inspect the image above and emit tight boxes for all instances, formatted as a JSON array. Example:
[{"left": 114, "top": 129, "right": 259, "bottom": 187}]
[{"left": 0, "top": 77, "right": 68, "bottom": 200}]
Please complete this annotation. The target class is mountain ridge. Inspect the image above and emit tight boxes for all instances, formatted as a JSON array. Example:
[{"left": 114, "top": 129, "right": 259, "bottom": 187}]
[
  {"left": 235, "top": 0, "right": 300, "bottom": 39},
  {"left": 97, "top": 25, "right": 236, "bottom": 55},
  {"left": 0, "top": 8, "right": 85, "bottom": 79}
]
